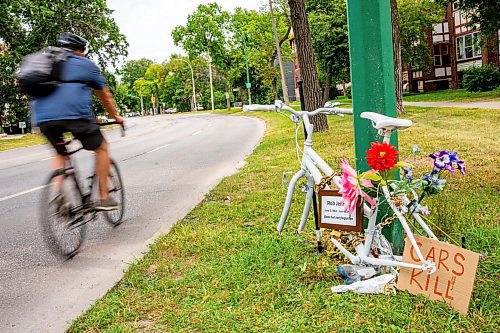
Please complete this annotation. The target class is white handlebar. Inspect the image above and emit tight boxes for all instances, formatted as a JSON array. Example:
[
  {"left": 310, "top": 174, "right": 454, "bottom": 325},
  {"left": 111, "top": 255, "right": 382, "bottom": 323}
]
[
  {"left": 243, "top": 100, "right": 353, "bottom": 117},
  {"left": 243, "top": 104, "right": 276, "bottom": 112}
]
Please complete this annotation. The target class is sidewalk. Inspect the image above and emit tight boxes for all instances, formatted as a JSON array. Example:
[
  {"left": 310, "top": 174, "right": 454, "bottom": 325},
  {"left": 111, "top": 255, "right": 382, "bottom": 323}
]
[
  {"left": 0, "top": 134, "right": 26, "bottom": 140},
  {"left": 403, "top": 101, "right": 500, "bottom": 109}
]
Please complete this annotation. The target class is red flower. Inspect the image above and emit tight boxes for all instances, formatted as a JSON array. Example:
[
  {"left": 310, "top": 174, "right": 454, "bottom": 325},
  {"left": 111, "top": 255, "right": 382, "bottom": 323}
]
[{"left": 366, "top": 142, "right": 398, "bottom": 172}]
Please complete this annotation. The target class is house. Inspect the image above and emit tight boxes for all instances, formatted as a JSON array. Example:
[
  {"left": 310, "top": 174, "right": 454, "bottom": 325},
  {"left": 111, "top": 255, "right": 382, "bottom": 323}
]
[{"left": 408, "top": 1, "right": 500, "bottom": 92}]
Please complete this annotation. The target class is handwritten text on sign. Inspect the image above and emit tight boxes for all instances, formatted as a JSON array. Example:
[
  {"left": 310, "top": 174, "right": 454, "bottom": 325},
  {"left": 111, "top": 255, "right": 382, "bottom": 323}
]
[
  {"left": 396, "top": 235, "right": 480, "bottom": 315},
  {"left": 318, "top": 190, "right": 362, "bottom": 232}
]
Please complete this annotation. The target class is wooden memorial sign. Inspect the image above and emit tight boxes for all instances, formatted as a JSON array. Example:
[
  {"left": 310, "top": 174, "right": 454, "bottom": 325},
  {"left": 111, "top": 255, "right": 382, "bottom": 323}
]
[
  {"left": 397, "top": 235, "right": 480, "bottom": 315},
  {"left": 317, "top": 190, "right": 363, "bottom": 232}
]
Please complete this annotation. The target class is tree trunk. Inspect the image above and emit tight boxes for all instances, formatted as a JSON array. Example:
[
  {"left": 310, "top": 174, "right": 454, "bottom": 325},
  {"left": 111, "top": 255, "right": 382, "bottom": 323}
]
[
  {"left": 272, "top": 78, "right": 279, "bottom": 101},
  {"left": 322, "top": 74, "right": 331, "bottom": 105},
  {"left": 391, "top": 0, "right": 404, "bottom": 114},
  {"left": 288, "top": 0, "right": 328, "bottom": 132},
  {"left": 270, "top": 0, "right": 290, "bottom": 105}
]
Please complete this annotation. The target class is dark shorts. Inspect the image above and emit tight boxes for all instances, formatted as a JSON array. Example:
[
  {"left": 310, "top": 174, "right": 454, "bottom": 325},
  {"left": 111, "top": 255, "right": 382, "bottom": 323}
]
[{"left": 40, "top": 119, "right": 104, "bottom": 155}]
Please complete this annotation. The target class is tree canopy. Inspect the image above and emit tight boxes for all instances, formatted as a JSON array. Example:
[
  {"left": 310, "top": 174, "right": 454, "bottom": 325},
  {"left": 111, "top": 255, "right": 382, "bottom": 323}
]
[
  {"left": 0, "top": 0, "right": 128, "bottom": 127},
  {"left": 172, "top": 2, "right": 292, "bottom": 105},
  {"left": 307, "top": 0, "right": 350, "bottom": 101},
  {"left": 398, "top": 0, "right": 445, "bottom": 72},
  {"left": 455, "top": 0, "right": 500, "bottom": 37}
]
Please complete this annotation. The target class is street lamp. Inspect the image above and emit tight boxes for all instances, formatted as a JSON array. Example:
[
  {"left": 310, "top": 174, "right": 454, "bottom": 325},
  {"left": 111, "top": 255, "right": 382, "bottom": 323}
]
[
  {"left": 128, "top": 94, "right": 144, "bottom": 115},
  {"left": 172, "top": 57, "right": 197, "bottom": 111},
  {"left": 1, "top": 103, "right": 9, "bottom": 134},
  {"left": 240, "top": 34, "right": 252, "bottom": 105},
  {"left": 206, "top": 54, "right": 215, "bottom": 112}
]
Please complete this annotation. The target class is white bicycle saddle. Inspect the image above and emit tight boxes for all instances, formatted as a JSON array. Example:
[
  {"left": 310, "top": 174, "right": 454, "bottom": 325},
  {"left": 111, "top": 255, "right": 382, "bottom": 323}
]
[{"left": 360, "top": 112, "right": 413, "bottom": 131}]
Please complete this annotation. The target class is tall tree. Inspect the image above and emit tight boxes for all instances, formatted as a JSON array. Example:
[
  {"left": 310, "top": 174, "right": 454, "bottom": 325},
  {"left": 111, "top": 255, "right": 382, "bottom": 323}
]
[
  {"left": 0, "top": 0, "right": 128, "bottom": 124},
  {"left": 391, "top": 0, "right": 404, "bottom": 114},
  {"left": 229, "top": 7, "right": 291, "bottom": 103},
  {"left": 307, "top": 0, "right": 350, "bottom": 104},
  {"left": 120, "top": 58, "right": 154, "bottom": 90},
  {"left": 288, "top": 0, "right": 327, "bottom": 132},
  {"left": 269, "top": 0, "right": 290, "bottom": 105},
  {"left": 172, "top": 3, "right": 231, "bottom": 69}
]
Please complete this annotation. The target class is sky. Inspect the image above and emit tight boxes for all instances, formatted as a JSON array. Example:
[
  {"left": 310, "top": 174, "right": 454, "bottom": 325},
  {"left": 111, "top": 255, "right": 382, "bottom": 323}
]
[{"left": 107, "top": 0, "right": 266, "bottom": 63}]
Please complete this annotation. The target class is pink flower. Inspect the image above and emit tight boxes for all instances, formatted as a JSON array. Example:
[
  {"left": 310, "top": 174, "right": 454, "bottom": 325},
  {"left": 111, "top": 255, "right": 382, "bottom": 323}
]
[{"left": 339, "top": 158, "right": 376, "bottom": 214}]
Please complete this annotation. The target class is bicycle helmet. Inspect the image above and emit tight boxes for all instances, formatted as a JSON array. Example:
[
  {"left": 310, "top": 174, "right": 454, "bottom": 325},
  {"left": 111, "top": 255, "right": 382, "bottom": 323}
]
[{"left": 57, "top": 32, "right": 88, "bottom": 52}]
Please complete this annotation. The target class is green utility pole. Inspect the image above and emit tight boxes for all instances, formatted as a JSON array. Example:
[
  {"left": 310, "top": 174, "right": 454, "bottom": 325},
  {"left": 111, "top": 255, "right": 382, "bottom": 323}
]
[
  {"left": 347, "top": 0, "right": 403, "bottom": 253},
  {"left": 242, "top": 37, "right": 252, "bottom": 105}
]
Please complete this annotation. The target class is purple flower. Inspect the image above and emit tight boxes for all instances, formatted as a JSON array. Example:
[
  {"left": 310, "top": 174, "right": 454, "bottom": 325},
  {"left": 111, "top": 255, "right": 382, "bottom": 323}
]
[
  {"left": 403, "top": 166, "right": 413, "bottom": 181},
  {"left": 449, "top": 151, "right": 459, "bottom": 163},
  {"left": 457, "top": 160, "right": 466, "bottom": 175},
  {"left": 429, "top": 150, "right": 462, "bottom": 175},
  {"left": 429, "top": 150, "right": 451, "bottom": 170},
  {"left": 423, "top": 173, "right": 432, "bottom": 182},
  {"left": 412, "top": 145, "right": 420, "bottom": 156}
]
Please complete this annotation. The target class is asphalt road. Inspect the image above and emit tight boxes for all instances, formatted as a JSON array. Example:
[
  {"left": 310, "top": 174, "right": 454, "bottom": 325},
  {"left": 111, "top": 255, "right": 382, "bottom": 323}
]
[{"left": 0, "top": 113, "right": 265, "bottom": 332}]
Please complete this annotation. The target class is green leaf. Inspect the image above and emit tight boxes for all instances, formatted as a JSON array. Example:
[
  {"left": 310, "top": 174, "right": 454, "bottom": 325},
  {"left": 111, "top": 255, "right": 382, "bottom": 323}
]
[{"left": 362, "top": 171, "right": 382, "bottom": 182}]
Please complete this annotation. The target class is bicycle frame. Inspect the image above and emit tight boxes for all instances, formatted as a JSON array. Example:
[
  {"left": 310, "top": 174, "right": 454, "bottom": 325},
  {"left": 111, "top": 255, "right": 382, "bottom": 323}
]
[{"left": 60, "top": 157, "right": 98, "bottom": 230}]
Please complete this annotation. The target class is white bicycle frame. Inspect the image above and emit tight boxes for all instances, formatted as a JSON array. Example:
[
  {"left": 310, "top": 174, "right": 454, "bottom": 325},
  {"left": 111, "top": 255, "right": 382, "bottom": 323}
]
[{"left": 244, "top": 101, "right": 438, "bottom": 273}]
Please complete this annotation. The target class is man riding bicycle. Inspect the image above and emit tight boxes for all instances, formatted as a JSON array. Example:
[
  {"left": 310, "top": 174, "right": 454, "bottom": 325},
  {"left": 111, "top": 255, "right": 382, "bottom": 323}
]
[{"left": 32, "top": 32, "right": 124, "bottom": 211}]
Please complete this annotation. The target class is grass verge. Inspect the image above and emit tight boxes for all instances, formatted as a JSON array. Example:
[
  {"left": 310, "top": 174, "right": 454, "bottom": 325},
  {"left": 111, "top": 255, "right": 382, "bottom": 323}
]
[
  {"left": 0, "top": 133, "right": 47, "bottom": 151},
  {"left": 69, "top": 106, "right": 499, "bottom": 332},
  {"left": 403, "top": 89, "right": 500, "bottom": 102}
]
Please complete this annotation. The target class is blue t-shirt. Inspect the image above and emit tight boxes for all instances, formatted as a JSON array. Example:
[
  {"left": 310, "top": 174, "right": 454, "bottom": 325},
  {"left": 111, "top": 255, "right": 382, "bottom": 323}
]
[{"left": 33, "top": 52, "right": 107, "bottom": 125}]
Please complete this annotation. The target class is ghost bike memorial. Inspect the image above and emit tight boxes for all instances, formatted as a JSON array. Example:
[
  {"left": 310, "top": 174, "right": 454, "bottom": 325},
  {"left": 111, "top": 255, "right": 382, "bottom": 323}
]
[{"left": 244, "top": 100, "right": 467, "bottom": 274}]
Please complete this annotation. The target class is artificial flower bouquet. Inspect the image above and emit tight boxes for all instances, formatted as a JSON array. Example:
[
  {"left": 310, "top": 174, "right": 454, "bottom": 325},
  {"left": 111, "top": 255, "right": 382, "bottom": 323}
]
[{"left": 339, "top": 142, "right": 465, "bottom": 217}]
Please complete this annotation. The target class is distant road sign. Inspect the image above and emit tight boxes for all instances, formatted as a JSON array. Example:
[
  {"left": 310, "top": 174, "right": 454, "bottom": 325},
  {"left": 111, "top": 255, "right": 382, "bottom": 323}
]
[{"left": 19, "top": 122, "right": 26, "bottom": 129}]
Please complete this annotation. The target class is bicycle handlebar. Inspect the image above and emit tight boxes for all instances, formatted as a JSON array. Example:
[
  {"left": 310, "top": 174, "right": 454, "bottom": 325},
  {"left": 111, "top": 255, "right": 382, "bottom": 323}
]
[
  {"left": 243, "top": 100, "right": 353, "bottom": 117},
  {"left": 243, "top": 104, "right": 276, "bottom": 112},
  {"left": 100, "top": 121, "right": 126, "bottom": 137}
]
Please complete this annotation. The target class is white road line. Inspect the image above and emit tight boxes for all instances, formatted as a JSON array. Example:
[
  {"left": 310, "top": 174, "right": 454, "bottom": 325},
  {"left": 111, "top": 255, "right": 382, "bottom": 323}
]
[
  {"left": 0, "top": 185, "right": 47, "bottom": 203},
  {"left": 192, "top": 130, "right": 202, "bottom": 136},
  {"left": 146, "top": 144, "right": 170, "bottom": 154}
]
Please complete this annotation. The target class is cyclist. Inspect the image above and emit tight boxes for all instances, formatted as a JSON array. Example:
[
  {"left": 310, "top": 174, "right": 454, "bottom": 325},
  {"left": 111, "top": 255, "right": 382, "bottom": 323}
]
[{"left": 32, "top": 32, "right": 124, "bottom": 211}]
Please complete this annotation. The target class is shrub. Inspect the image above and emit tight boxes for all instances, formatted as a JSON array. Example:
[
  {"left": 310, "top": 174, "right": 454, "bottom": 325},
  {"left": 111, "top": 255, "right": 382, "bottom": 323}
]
[
  {"left": 345, "top": 85, "right": 352, "bottom": 99},
  {"left": 461, "top": 65, "right": 500, "bottom": 92}
]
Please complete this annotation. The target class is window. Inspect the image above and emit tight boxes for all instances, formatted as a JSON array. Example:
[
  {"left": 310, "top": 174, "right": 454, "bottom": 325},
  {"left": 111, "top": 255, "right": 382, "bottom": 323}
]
[
  {"left": 456, "top": 32, "right": 481, "bottom": 60},
  {"left": 434, "top": 44, "right": 450, "bottom": 66}
]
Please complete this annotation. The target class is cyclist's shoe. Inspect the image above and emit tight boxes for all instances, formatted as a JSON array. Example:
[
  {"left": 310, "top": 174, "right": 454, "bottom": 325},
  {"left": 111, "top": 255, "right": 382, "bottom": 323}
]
[{"left": 94, "top": 198, "right": 119, "bottom": 211}]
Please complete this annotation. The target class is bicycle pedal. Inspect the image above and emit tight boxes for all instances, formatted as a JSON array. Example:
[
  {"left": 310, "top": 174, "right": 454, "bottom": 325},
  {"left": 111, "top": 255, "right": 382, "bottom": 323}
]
[{"left": 300, "top": 182, "right": 311, "bottom": 193}]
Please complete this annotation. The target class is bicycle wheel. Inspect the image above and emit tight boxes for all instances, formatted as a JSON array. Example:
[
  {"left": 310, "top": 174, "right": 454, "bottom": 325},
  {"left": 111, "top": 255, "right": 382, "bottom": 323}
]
[
  {"left": 103, "top": 159, "right": 125, "bottom": 226},
  {"left": 40, "top": 169, "right": 86, "bottom": 258}
]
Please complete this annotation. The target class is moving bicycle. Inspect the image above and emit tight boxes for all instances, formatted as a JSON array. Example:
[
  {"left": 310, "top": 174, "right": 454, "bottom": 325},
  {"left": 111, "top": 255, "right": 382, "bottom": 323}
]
[{"left": 18, "top": 32, "right": 126, "bottom": 257}]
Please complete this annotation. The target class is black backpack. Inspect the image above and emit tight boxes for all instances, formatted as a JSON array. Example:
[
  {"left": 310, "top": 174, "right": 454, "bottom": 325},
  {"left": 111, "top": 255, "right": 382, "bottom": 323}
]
[{"left": 16, "top": 46, "right": 69, "bottom": 97}]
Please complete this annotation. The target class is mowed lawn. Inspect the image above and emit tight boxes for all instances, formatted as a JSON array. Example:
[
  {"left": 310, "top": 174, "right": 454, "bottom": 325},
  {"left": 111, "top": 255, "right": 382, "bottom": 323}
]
[
  {"left": 403, "top": 89, "right": 500, "bottom": 102},
  {"left": 0, "top": 133, "right": 47, "bottom": 151},
  {"left": 70, "top": 106, "right": 499, "bottom": 332}
]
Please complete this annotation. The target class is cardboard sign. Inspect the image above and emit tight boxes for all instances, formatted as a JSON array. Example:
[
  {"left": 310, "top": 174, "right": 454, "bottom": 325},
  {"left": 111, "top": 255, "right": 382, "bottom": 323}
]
[
  {"left": 317, "top": 190, "right": 362, "bottom": 232},
  {"left": 397, "top": 235, "right": 480, "bottom": 315}
]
